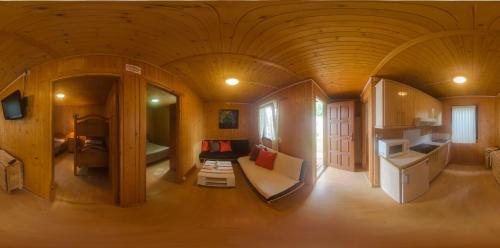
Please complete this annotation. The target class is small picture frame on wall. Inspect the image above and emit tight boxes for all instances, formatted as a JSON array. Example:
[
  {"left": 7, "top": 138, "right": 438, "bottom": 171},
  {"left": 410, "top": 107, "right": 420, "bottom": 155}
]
[{"left": 219, "top": 109, "right": 239, "bottom": 129}]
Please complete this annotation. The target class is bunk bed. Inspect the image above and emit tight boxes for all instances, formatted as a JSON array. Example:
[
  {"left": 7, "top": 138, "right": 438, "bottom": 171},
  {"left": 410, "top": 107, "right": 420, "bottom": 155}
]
[{"left": 73, "top": 114, "right": 109, "bottom": 176}]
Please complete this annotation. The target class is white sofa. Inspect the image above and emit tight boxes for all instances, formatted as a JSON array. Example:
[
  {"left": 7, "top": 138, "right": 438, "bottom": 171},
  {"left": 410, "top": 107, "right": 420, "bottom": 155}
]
[{"left": 237, "top": 150, "right": 305, "bottom": 202}]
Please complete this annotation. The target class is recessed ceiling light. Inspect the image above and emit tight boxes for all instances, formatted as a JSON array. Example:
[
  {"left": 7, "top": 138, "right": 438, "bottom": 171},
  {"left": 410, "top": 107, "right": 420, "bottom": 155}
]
[
  {"left": 56, "top": 93, "right": 65, "bottom": 99},
  {"left": 453, "top": 76, "right": 467, "bottom": 84},
  {"left": 151, "top": 98, "right": 159, "bottom": 103},
  {"left": 225, "top": 78, "right": 239, "bottom": 86}
]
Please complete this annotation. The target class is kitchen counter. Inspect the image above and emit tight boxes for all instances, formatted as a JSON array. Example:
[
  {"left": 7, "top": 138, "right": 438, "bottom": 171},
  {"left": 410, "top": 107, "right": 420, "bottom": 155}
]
[{"left": 385, "top": 140, "right": 450, "bottom": 169}]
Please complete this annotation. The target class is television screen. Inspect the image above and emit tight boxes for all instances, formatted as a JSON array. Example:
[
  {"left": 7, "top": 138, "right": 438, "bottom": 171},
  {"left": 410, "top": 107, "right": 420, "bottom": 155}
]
[{"left": 2, "top": 90, "right": 24, "bottom": 120}]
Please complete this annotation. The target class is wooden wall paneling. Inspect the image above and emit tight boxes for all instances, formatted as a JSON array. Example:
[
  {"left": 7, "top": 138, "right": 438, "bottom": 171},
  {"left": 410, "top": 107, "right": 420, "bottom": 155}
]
[
  {"left": 0, "top": 55, "right": 204, "bottom": 206},
  {"left": 105, "top": 82, "right": 119, "bottom": 204},
  {"left": 203, "top": 102, "right": 250, "bottom": 140},
  {"left": 54, "top": 105, "right": 106, "bottom": 135},
  {"left": 252, "top": 80, "right": 317, "bottom": 184},
  {"left": 119, "top": 74, "right": 146, "bottom": 206},
  {"left": 361, "top": 80, "right": 375, "bottom": 185},
  {"left": 169, "top": 102, "right": 179, "bottom": 172},
  {"left": 148, "top": 105, "right": 172, "bottom": 146},
  {"left": 0, "top": 74, "right": 53, "bottom": 199},
  {"left": 303, "top": 81, "right": 314, "bottom": 184},
  {"left": 497, "top": 95, "right": 500, "bottom": 146},
  {"left": 433, "top": 96, "right": 497, "bottom": 165}
]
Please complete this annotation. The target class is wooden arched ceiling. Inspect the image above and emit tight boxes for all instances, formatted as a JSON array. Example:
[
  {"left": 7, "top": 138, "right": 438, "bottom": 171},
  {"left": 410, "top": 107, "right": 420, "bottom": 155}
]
[{"left": 1, "top": 2, "right": 500, "bottom": 102}]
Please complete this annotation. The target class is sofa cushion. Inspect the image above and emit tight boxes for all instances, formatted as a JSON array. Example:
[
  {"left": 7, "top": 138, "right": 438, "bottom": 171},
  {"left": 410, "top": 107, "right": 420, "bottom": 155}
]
[
  {"left": 230, "top": 140, "right": 250, "bottom": 156},
  {"left": 220, "top": 140, "right": 232, "bottom": 152},
  {"left": 238, "top": 156, "right": 299, "bottom": 200},
  {"left": 201, "top": 140, "right": 210, "bottom": 152},
  {"left": 274, "top": 152, "right": 304, "bottom": 181},
  {"left": 255, "top": 149, "right": 277, "bottom": 170},
  {"left": 249, "top": 145, "right": 260, "bottom": 161},
  {"left": 209, "top": 140, "right": 220, "bottom": 152}
]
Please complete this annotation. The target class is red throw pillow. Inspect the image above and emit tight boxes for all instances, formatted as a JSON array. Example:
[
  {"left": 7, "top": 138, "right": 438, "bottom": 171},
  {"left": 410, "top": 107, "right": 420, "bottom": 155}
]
[
  {"left": 220, "top": 140, "right": 232, "bottom": 152},
  {"left": 255, "top": 149, "right": 277, "bottom": 170},
  {"left": 201, "top": 140, "right": 210, "bottom": 152}
]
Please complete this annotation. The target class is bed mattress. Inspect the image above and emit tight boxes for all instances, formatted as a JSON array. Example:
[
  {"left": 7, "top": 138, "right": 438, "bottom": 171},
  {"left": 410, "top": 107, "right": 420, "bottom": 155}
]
[
  {"left": 53, "top": 138, "right": 67, "bottom": 156},
  {"left": 147, "top": 142, "right": 169, "bottom": 164}
]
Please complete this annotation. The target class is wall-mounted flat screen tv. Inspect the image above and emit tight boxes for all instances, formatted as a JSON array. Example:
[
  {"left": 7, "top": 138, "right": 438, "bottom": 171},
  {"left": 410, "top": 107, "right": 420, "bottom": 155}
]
[{"left": 2, "top": 90, "right": 25, "bottom": 120}]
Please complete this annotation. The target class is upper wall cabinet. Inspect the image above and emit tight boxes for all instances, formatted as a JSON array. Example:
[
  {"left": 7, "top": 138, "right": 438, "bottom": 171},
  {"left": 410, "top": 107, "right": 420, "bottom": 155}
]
[
  {"left": 375, "top": 79, "right": 441, "bottom": 129},
  {"left": 414, "top": 91, "right": 442, "bottom": 126}
]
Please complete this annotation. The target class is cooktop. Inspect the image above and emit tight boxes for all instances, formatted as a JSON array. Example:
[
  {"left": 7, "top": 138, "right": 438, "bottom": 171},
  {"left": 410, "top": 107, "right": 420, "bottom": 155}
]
[{"left": 410, "top": 144, "right": 439, "bottom": 154}]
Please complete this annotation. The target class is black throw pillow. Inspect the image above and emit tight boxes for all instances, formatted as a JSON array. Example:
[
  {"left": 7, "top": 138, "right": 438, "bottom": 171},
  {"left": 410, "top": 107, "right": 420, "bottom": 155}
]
[
  {"left": 209, "top": 140, "right": 220, "bottom": 152},
  {"left": 249, "top": 145, "right": 261, "bottom": 161}
]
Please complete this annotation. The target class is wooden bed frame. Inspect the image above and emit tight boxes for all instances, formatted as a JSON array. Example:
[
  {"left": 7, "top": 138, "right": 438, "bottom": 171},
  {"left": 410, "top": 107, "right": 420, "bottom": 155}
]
[{"left": 73, "top": 114, "right": 109, "bottom": 176}]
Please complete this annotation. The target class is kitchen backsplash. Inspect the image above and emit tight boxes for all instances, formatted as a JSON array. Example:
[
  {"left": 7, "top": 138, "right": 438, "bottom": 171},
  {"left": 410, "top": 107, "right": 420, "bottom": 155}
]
[
  {"left": 403, "top": 128, "right": 431, "bottom": 146},
  {"left": 432, "top": 132, "right": 451, "bottom": 140},
  {"left": 402, "top": 128, "right": 451, "bottom": 146}
]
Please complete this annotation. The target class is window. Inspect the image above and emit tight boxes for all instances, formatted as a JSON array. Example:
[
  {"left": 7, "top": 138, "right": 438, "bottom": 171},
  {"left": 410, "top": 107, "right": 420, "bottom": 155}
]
[
  {"left": 451, "top": 105, "right": 477, "bottom": 144},
  {"left": 259, "top": 101, "right": 278, "bottom": 149}
]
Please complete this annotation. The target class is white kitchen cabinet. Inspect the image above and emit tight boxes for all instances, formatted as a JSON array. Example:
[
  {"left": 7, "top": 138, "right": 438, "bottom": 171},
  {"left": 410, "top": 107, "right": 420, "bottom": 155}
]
[
  {"left": 428, "top": 143, "right": 450, "bottom": 182},
  {"left": 402, "top": 159, "right": 430, "bottom": 203},
  {"left": 380, "top": 142, "right": 450, "bottom": 203},
  {"left": 380, "top": 157, "right": 429, "bottom": 203}
]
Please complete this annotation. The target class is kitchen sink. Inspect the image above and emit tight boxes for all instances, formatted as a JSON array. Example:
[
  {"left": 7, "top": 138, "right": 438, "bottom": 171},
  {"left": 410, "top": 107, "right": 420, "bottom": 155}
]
[{"left": 410, "top": 144, "right": 439, "bottom": 154}]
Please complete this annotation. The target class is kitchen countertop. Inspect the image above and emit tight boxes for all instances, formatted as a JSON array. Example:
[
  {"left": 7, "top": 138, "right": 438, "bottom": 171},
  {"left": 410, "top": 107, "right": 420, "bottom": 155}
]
[{"left": 384, "top": 140, "right": 450, "bottom": 169}]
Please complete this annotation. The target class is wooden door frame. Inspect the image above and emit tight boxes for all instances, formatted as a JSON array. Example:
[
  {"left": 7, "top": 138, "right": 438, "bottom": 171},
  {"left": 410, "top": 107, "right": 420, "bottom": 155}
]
[
  {"left": 144, "top": 81, "right": 181, "bottom": 187},
  {"left": 361, "top": 78, "right": 377, "bottom": 187},
  {"left": 49, "top": 73, "right": 121, "bottom": 203},
  {"left": 313, "top": 97, "right": 327, "bottom": 179}
]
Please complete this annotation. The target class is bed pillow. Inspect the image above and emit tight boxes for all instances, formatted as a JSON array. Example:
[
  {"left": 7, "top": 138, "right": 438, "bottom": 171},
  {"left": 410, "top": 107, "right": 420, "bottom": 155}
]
[
  {"left": 209, "top": 140, "right": 220, "bottom": 152},
  {"left": 249, "top": 145, "right": 261, "bottom": 161},
  {"left": 201, "top": 140, "right": 210, "bottom": 152},
  {"left": 255, "top": 149, "right": 277, "bottom": 170},
  {"left": 220, "top": 140, "right": 232, "bottom": 152}
]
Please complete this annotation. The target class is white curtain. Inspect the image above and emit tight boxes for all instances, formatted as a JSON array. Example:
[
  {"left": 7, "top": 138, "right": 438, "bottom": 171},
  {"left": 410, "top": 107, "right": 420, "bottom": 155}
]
[
  {"left": 451, "top": 105, "right": 477, "bottom": 144},
  {"left": 259, "top": 101, "right": 278, "bottom": 149}
]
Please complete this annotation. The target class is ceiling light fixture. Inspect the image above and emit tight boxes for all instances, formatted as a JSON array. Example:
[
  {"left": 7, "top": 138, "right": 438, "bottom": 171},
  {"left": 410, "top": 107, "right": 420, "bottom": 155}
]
[
  {"left": 56, "top": 93, "right": 65, "bottom": 99},
  {"left": 225, "top": 78, "right": 239, "bottom": 86},
  {"left": 398, "top": 91, "right": 408, "bottom": 96},
  {"left": 151, "top": 98, "right": 159, "bottom": 103},
  {"left": 453, "top": 76, "right": 467, "bottom": 84}
]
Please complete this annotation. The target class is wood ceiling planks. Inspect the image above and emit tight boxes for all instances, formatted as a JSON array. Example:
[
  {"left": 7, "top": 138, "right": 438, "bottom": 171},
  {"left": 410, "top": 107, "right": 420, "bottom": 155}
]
[
  {"left": 53, "top": 75, "right": 118, "bottom": 106},
  {"left": 1, "top": 2, "right": 500, "bottom": 101}
]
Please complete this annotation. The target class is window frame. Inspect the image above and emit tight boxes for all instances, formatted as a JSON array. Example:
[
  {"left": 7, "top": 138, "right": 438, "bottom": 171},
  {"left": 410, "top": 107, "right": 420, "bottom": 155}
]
[
  {"left": 258, "top": 100, "right": 278, "bottom": 149},
  {"left": 451, "top": 105, "right": 478, "bottom": 144}
]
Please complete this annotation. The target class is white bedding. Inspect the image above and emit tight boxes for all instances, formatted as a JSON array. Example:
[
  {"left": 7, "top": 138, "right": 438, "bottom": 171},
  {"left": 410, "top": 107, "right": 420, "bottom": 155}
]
[{"left": 146, "top": 142, "right": 169, "bottom": 164}]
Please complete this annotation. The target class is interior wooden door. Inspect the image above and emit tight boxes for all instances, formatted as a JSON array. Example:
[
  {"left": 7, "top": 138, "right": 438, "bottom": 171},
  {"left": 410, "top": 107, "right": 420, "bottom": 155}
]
[{"left": 328, "top": 100, "right": 355, "bottom": 171}]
